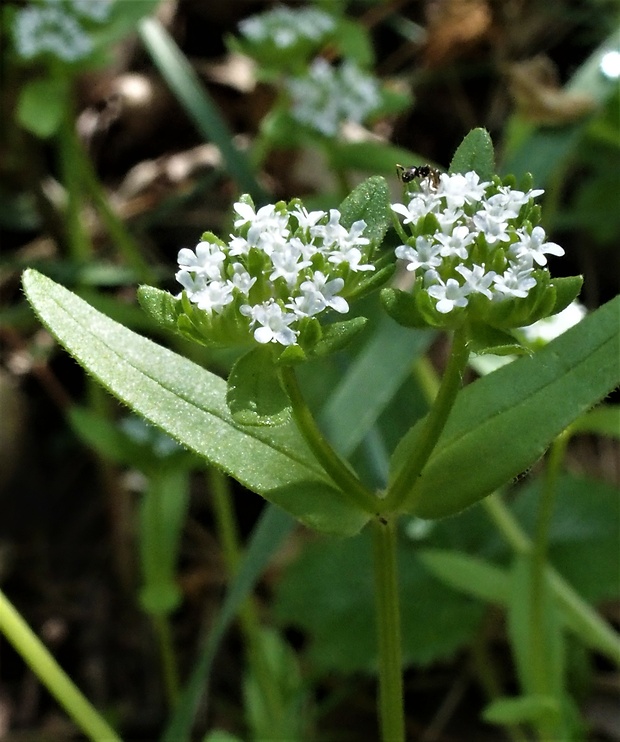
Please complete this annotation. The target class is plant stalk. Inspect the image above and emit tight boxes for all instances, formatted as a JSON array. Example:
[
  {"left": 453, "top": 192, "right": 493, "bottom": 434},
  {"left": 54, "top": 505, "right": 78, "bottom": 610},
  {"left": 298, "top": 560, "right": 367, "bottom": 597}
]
[
  {"left": 371, "top": 516, "right": 405, "bottom": 742},
  {"left": 0, "top": 589, "right": 122, "bottom": 742},
  {"left": 384, "top": 326, "right": 469, "bottom": 512},
  {"left": 278, "top": 364, "right": 379, "bottom": 513}
]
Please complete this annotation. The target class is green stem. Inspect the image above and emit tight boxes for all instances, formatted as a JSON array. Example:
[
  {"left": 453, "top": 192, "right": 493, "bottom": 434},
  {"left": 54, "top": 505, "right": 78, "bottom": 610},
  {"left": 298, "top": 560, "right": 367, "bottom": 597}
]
[
  {"left": 529, "top": 431, "right": 570, "bottom": 740},
  {"left": 74, "top": 134, "right": 157, "bottom": 284},
  {"left": 0, "top": 589, "right": 122, "bottom": 742},
  {"left": 152, "top": 613, "right": 181, "bottom": 709},
  {"left": 371, "top": 516, "right": 405, "bottom": 742},
  {"left": 384, "top": 326, "right": 469, "bottom": 512},
  {"left": 484, "top": 492, "right": 620, "bottom": 667},
  {"left": 58, "top": 110, "right": 92, "bottom": 261},
  {"left": 208, "top": 468, "right": 283, "bottom": 726},
  {"left": 278, "top": 365, "right": 379, "bottom": 513}
]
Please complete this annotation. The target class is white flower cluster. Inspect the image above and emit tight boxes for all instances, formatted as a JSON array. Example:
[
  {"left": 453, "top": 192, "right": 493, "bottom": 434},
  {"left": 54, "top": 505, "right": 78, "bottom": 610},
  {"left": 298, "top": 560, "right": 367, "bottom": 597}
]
[
  {"left": 238, "top": 5, "right": 335, "bottom": 49},
  {"left": 13, "top": 0, "right": 114, "bottom": 63},
  {"left": 286, "top": 59, "right": 382, "bottom": 136},
  {"left": 392, "top": 172, "right": 565, "bottom": 314},
  {"left": 176, "top": 201, "right": 375, "bottom": 347}
]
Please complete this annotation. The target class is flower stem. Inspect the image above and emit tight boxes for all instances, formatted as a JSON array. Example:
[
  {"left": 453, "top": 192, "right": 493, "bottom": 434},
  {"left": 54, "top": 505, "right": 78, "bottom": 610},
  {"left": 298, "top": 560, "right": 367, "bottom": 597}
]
[
  {"left": 0, "top": 588, "right": 122, "bottom": 741},
  {"left": 208, "top": 468, "right": 283, "bottom": 726},
  {"left": 152, "top": 613, "right": 181, "bottom": 709},
  {"left": 58, "top": 110, "right": 92, "bottom": 261},
  {"left": 278, "top": 364, "right": 379, "bottom": 513},
  {"left": 529, "top": 430, "right": 570, "bottom": 740},
  {"left": 74, "top": 133, "right": 157, "bottom": 284},
  {"left": 384, "top": 326, "right": 469, "bottom": 512},
  {"left": 371, "top": 516, "right": 405, "bottom": 742}
]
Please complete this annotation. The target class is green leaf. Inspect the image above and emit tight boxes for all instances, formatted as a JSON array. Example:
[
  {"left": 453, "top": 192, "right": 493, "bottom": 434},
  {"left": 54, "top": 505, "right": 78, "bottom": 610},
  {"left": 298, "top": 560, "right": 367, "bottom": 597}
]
[
  {"left": 164, "top": 505, "right": 295, "bottom": 742},
  {"left": 137, "top": 285, "right": 181, "bottom": 335},
  {"left": 338, "top": 175, "right": 391, "bottom": 247},
  {"left": 335, "top": 18, "right": 375, "bottom": 66},
  {"left": 392, "top": 295, "right": 620, "bottom": 518},
  {"left": 507, "top": 555, "right": 566, "bottom": 698},
  {"left": 16, "top": 78, "right": 69, "bottom": 138},
  {"left": 380, "top": 286, "right": 429, "bottom": 329},
  {"left": 311, "top": 316, "right": 368, "bottom": 357},
  {"left": 22, "top": 270, "right": 369, "bottom": 536},
  {"left": 227, "top": 347, "right": 291, "bottom": 426},
  {"left": 274, "top": 530, "right": 483, "bottom": 672},
  {"left": 244, "top": 628, "right": 308, "bottom": 741},
  {"left": 548, "top": 276, "right": 584, "bottom": 316},
  {"left": 571, "top": 405, "right": 620, "bottom": 439},
  {"left": 329, "top": 142, "right": 423, "bottom": 175},
  {"left": 483, "top": 695, "right": 561, "bottom": 726},
  {"left": 417, "top": 549, "right": 510, "bottom": 605},
  {"left": 139, "top": 467, "right": 190, "bottom": 616},
  {"left": 449, "top": 128, "right": 495, "bottom": 180},
  {"left": 468, "top": 324, "right": 530, "bottom": 357},
  {"left": 319, "top": 316, "right": 434, "bottom": 456}
]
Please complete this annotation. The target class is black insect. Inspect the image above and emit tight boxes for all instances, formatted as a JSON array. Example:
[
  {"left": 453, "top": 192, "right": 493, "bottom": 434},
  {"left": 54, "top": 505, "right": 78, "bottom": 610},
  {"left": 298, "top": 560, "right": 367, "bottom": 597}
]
[{"left": 396, "top": 163, "right": 441, "bottom": 188}]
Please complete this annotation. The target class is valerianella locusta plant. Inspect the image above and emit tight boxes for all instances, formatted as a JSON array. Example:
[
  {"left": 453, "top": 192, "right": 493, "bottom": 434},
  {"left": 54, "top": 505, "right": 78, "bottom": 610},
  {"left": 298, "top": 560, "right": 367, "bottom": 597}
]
[
  {"left": 12, "top": 0, "right": 114, "bottom": 63},
  {"left": 383, "top": 170, "right": 571, "bottom": 333},
  {"left": 171, "top": 195, "right": 387, "bottom": 362},
  {"left": 285, "top": 59, "right": 382, "bottom": 137}
]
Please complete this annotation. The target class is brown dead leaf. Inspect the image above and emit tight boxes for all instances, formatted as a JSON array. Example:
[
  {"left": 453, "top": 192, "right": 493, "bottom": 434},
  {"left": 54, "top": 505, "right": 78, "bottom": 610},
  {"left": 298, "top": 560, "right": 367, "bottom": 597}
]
[
  {"left": 423, "top": 0, "right": 492, "bottom": 66},
  {"left": 506, "top": 56, "right": 596, "bottom": 125}
]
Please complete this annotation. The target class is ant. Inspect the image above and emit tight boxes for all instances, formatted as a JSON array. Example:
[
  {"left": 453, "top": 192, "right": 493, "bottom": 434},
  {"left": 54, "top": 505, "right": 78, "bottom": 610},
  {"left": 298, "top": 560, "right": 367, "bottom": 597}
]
[{"left": 396, "top": 164, "right": 441, "bottom": 189}]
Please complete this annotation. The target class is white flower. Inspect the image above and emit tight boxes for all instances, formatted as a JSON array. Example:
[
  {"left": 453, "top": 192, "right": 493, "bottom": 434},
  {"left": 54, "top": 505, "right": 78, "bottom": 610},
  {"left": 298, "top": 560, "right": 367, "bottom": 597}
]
[
  {"left": 472, "top": 210, "right": 511, "bottom": 245},
  {"left": 13, "top": 4, "right": 93, "bottom": 61},
  {"left": 177, "top": 199, "right": 375, "bottom": 347},
  {"left": 175, "top": 269, "right": 207, "bottom": 297},
  {"left": 71, "top": 0, "right": 114, "bottom": 22},
  {"left": 391, "top": 195, "right": 439, "bottom": 224},
  {"left": 492, "top": 266, "right": 537, "bottom": 298},
  {"left": 435, "top": 225, "right": 475, "bottom": 260},
  {"left": 291, "top": 205, "right": 326, "bottom": 231},
  {"left": 427, "top": 277, "right": 470, "bottom": 313},
  {"left": 241, "top": 301, "right": 298, "bottom": 346},
  {"left": 178, "top": 242, "right": 226, "bottom": 279},
  {"left": 290, "top": 271, "right": 348, "bottom": 316},
  {"left": 193, "top": 281, "right": 234, "bottom": 314},
  {"left": 286, "top": 59, "right": 381, "bottom": 137},
  {"left": 395, "top": 236, "right": 442, "bottom": 271},
  {"left": 238, "top": 6, "right": 335, "bottom": 48},
  {"left": 455, "top": 264, "right": 496, "bottom": 299},
  {"left": 229, "top": 263, "right": 256, "bottom": 295},
  {"left": 438, "top": 171, "right": 489, "bottom": 208},
  {"left": 233, "top": 202, "right": 289, "bottom": 249},
  {"left": 269, "top": 243, "right": 312, "bottom": 288},
  {"left": 512, "top": 226, "right": 565, "bottom": 266}
]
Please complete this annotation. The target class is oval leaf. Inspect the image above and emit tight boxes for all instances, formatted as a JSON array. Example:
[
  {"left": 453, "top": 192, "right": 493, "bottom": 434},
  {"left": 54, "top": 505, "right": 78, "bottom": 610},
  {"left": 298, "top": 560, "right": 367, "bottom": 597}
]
[
  {"left": 227, "top": 347, "right": 291, "bottom": 426},
  {"left": 392, "top": 295, "right": 620, "bottom": 518},
  {"left": 22, "top": 270, "right": 369, "bottom": 536},
  {"left": 449, "top": 128, "right": 495, "bottom": 180}
]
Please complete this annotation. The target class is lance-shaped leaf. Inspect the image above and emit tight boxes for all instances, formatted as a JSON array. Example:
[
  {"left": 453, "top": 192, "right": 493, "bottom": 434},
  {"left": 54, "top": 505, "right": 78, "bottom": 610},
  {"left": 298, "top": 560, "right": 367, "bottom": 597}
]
[
  {"left": 391, "top": 295, "right": 620, "bottom": 518},
  {"left": 22, "top": 270, "right": 369, "bottom": 536}
]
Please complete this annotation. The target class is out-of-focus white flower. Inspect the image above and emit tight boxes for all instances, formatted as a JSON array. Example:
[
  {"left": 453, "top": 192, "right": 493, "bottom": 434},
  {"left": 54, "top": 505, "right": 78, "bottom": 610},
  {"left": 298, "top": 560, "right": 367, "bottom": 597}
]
[
  {"left": 286, "top": 59, "right": 381, "bottom": 137},
  {"left": 519, "top": 301, "right": 586, "bottom": 344},
  {"left": 238, "top": 6, "right": 335, "bottom": 48},
  {"left": 14, "top": 4, "right": 93, "bottom": 62}
]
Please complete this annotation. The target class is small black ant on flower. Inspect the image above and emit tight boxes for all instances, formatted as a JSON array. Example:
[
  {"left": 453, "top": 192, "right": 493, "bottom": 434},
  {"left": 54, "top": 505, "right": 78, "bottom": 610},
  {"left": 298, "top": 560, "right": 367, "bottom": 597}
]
[{"left": 396, "top": 163, "right": 441, "bottom": 189}]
